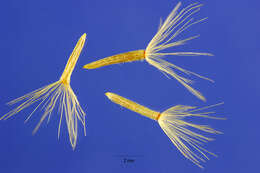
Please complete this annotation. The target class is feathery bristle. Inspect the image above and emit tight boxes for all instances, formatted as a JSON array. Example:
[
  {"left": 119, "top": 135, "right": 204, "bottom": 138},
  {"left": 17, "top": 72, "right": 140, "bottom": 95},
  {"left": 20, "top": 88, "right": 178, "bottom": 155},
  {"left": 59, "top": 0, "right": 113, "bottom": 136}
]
[
  {"left": 158, "top": 103, "right": 224, "bottom": 168},
  {"left": 1, "top": 33, "right": 87, "bottom": 149},
  {"left": 145, "top": 2, "right": 213, "bottom": 101},
  {"left": 1, "top": 82, "right": 86, "bottom": 149}
]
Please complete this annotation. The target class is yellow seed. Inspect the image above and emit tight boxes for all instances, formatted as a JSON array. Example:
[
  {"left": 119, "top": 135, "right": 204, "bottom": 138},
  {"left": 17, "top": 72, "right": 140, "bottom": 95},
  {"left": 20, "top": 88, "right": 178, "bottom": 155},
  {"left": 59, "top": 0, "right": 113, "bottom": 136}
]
[
  {"left": 60, "top": 33, "right": 86, "bottom": 85},
  {"left": 83, "top": 50, "right": 145, "bottom": 69},
  {"left": 105, "top": 91, "right": 224, "bottom": 168},
  {"left": 83, "top": 2, "right": 214, "bottom": 101},
  {"left": 105, "top": 92, "right": 159, "bottom": 120},
  {"left": 1, "top": 33, "right": 87, "bottom": 150}
]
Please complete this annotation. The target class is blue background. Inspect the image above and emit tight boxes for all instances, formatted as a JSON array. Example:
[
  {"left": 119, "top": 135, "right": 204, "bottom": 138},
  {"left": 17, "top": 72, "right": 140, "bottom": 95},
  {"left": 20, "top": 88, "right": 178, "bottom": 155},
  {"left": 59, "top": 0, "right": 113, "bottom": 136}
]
[{"left": 0, "top": 0, "right": 258, "bottom": 172}]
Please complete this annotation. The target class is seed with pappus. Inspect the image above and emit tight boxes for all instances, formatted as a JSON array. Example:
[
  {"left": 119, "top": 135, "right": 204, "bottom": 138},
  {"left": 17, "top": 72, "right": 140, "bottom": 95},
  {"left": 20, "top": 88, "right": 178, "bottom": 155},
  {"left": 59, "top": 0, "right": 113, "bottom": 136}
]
[
  {"left": 1, "top": 33, "right": 87, "bottom": 150},
  {"left": 83, "top": 2, "right": 213, "bottom": 101},
  {"left": 105, "top": 92, "right": 225, "bottom": 168}
]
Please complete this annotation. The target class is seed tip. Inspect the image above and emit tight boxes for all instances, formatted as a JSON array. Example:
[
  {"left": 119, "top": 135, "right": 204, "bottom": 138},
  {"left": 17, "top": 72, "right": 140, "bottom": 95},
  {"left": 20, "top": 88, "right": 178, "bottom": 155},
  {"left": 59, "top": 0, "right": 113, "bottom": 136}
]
[
  {"left": 81, "top": 33, "right": 87, "bottom": 39},
  {"left": 105, "top": 92, "right": 113, "bottom": 100},
  {"left": 83, "top": 64, "right": 91, "bottom": 69}
]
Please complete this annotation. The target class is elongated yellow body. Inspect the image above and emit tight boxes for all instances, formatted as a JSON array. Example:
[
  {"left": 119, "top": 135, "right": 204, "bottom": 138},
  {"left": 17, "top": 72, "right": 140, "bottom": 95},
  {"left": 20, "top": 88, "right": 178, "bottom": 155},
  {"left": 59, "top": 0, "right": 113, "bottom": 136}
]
[
  {"left": 1, "top": 33, "right": 87, "bottom": 149},
  {"left": 83, "top": 50, "right": 145, "bottom": 69},
  {"left": 105, "top": 91, "right": 224, "bottom": 168},
  {"left": 105, "top": 92, "right": 160, "bottom": 120},
  {"left": 83, "top": 2, "right": 214, "bottom": 102},
  {"left": 60, "top": 33, "right": 86, "bottom": 85}
]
